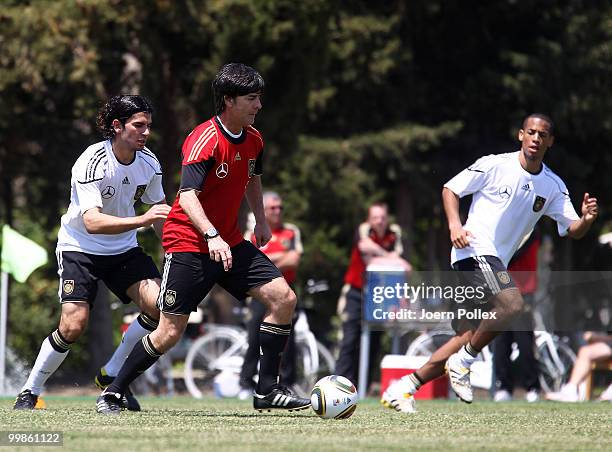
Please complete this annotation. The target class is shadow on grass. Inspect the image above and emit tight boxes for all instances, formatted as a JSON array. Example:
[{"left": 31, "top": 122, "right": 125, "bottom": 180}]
[{"left": 139, "top": 409, "right": 312, "bottom": 419}]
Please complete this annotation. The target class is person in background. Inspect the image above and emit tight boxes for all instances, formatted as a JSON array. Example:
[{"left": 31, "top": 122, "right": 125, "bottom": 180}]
[
  {"left": 546, "top": 331, "right": 612, "bottom": 402},
  {"left": 239, "top": 192, "right": 302, "bottom": 398},
  {"left": 493, "top": 229, "right": 541, "bottom": 402},
  {"left": 335, "top": 202, "right": 411, "bottom": 390}
]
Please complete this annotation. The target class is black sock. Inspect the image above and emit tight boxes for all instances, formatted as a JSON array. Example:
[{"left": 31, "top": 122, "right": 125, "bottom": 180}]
[
  {"left": 137, "top": 313, "right": 159, "bottom": 332},
  {"left": 411, "top": 372, "right": 424, "bottom": 389},
  {"left": 106, "top": 335, "right": 161, "bottom": 395},
  {"left": 48, "top": 329, "right": 73, "bottom": 353},
  {"left": 257, "top": 322, "right": 291, "bottom": 394},
  {"left": 465, "top": 341, "right": 479, "bottom": 358}
]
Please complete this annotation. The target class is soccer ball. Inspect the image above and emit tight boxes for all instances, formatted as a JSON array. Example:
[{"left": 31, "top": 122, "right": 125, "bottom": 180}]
[{"left": 310, "top": 375, "right": 358, "bottom": 419}]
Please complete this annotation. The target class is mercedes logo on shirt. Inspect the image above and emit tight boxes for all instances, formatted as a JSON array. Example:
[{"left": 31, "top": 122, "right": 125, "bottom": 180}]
[
  {"left": 216, "top": 162, "right": 229, "bottom": 179},
  {"left": 498, "top": 185, "right": 512, "bottom": 199},
  {"left": 101, "top": 186, "right": 116, "bottom": 199}
]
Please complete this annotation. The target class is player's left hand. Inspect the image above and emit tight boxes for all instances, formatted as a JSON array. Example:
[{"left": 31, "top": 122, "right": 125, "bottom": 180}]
[
  {"left": 254, "top": 222, "right": 272, "bottom": 247},
  {"left": 581, "top": 193, "right": 598, "bottom": 222}
]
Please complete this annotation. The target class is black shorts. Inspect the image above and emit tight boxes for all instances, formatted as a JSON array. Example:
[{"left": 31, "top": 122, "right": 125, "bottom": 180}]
[
  {"left": 450, "top": 255, "right": 517, "bottom": 332},
  {"left": 158, "top": 240, "right": 283, "bottom": 315},
  {"left": 57, "top": 247, "right": 161, "bottom": 305}
]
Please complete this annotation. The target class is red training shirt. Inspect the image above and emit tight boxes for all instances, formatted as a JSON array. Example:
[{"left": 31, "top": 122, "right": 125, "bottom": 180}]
[
  {"left": 344, "top": 222, "right": 403, "bottom": 289},
  {"left": 163, "top": 117, "right": 263, "bottom": 253},
  {"left": 245, "top": 223, "right": 303, "bottom": 284}
]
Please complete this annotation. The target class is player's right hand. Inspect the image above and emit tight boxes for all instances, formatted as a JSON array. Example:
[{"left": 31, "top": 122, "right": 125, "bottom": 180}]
[
  {"left": 208, "top": 236, "right": 232, "bottom": 271},
  {"left": 449, "top": 225, "right": 473, "bottom": 249},
  {"left": 581, "top": 192, "right": 598, "bottom": 222},
  {"left": 141, "top": 204, "right": 172, "bottom": 226}
]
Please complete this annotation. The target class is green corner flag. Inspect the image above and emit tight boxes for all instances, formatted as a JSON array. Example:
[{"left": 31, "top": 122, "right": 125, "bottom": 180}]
[{"left": 1, "top": 225, "right": 48, "bottom": 283}]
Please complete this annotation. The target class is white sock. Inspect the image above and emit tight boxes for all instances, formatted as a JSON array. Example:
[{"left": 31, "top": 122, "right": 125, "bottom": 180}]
[
  {"left": 457, "top": 345, "right": 478, "bottom": 367},
  {"left": 401, "top": 379, "right": 417, "bottom": 395},
  {"left": 103, "top": 317, "right": 151, "bottom": 376},
  {"left": 22, "top": 337, "right": 69, "bottom": 395},
  {"left": 399, "top": 373, "right": 421, "bottom": 394}
]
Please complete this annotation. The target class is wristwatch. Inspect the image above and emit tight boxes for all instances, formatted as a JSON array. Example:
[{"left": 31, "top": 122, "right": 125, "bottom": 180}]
[{"left": 204, "top": 227, "right": 219, "bottom": 241}]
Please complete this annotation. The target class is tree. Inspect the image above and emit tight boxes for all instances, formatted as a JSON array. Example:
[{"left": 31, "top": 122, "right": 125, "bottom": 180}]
[{"left": 1, "top": 0, "right": 610, "bottom": 377}]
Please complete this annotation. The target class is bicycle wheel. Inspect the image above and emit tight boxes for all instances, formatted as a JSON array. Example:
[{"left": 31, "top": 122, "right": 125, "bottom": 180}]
[
  {"left": 293, "top": 336, "right": 337, "bottom": 396},
  {"left": 293, "top": 334, "right": 318, "bottom": 396},
  {"left": 537, "top": 339, "right": 576, "bottom": 393},
  {"left": 316, "top": 341, "right": 336, "bottom": 379},
  {"left": 184, "top": 327, "right": 246, "bottom": 399},
  {"left": 406, "top": 331, "right": 455, "bottom": 357}
]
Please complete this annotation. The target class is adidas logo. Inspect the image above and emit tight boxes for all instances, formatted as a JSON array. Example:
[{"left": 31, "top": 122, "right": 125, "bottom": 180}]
[
  {"left": 122, "top": 177, "right": 130, "bottom": 185},
  {"left": 271, "top": 393, "right": 292, "bottom": 407},
  {"left": 235, "top": 152, "right": 241, "bottom": 161},
  {"left": 521, "top": 183, "right": 530, "bottom": 191}
]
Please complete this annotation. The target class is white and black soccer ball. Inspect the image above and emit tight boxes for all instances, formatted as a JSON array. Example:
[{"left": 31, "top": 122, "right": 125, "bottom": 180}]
[{"left": 310, "top": 375, "right": 358, "bottom": 419}]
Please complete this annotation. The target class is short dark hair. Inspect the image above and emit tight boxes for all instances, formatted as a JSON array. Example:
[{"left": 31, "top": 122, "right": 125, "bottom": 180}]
[
  {"left": 212, "top": 63, "right": 264, "bottom": 115},
  {"left": 522, "top": 113, "right": 555, "bottom": 135},
  {"left": 96, "top": 95, "right": 153, "bottom": 139}
]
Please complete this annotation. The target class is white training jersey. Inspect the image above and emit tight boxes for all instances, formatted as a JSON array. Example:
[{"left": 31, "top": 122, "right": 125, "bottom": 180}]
[
  {"left": 444, "top": 151, "right": 579, "bottom": 267},
  {"left": 57, "top": 140, "right": 165, "bottom": 255}
]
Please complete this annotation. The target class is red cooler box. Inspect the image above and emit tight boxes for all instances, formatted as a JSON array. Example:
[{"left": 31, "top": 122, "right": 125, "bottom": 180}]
[{"left": 380, "top": 355, "right": 448, "bottom": 399}]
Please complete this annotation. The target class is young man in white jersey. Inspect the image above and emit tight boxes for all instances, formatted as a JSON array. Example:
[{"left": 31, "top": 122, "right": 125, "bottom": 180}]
[
  {"left": 381, "top": 113, "right": 598, "bottom": 413},
  {"left": 14, "top": 95, "right": 171, "bottom": 411}
]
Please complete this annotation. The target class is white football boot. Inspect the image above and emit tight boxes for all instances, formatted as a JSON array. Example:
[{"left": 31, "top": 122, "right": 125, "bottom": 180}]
[
  {"left": 380, "top": 376, "right": 417, "bottom": 414},
  {"left": 446, "top": 352, "right": 473, "bottom": 403}
]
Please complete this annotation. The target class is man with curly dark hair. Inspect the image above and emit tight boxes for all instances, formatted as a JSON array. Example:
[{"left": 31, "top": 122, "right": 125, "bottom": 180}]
[{"left": 14, "top": 95, "right": 170, "bottom": 412}]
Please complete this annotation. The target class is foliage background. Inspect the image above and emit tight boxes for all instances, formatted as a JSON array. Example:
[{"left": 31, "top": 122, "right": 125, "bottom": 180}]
[{"left": 1, "top": 0, "right": 610, "bottom": 376}]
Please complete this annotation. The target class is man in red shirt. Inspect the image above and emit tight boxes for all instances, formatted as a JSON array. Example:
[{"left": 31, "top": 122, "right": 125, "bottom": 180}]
[
  {"left": 96, "top": 63, "right": 310, "bottom": 414},
  {"left": 239, "top": 192, "right": 303, "bottom": 397},
  {"left": 336, "top": 203, "right": 411, "bottom": 388}
]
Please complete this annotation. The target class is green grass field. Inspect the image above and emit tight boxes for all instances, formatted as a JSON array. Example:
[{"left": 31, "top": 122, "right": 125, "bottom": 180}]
[{"left": 1, "top": 396, "right": 610, "bottom": 451}]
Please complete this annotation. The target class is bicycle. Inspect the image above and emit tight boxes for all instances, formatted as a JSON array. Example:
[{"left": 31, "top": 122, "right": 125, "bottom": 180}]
[
  {"left": 405, "top": 329, "right": 576, "bottom": 393},
  {"left": 183, "top": 281, "right": 336, "bottom": 399}
]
